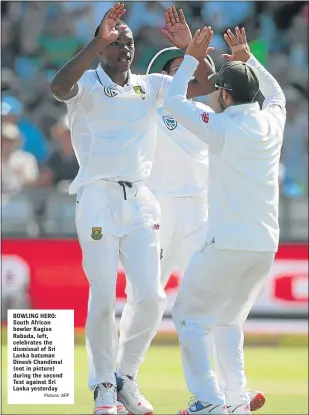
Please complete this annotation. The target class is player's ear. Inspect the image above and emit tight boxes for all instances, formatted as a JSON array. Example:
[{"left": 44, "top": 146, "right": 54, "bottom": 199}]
[
  {"left": 222, "top": 89, "right": 229, "bottom": 101},
  {"left": 161, "top": 70, "right": 168, "bottom": 75}
]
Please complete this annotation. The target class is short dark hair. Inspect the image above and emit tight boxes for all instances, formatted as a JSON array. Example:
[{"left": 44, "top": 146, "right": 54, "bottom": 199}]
[
  {"left": 228, "top": 93, "right": 251, "bottom": 105},
  {"left": 94, "top": 19, "right": 129, "bottom": 37}
]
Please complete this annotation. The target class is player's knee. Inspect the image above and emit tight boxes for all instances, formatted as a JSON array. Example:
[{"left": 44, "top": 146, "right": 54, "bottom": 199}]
[
  {"left": 88, "top": 290, "right": 115, "bottom": 321},
  {"left": 140, "top": 288, "right": 167, "bottom": 313},
  {"left": 86, "top": 275, "right": 116, "bottom": 320},
  {"left": 149, "top": 288, "right": 166, "bottom": 307}
]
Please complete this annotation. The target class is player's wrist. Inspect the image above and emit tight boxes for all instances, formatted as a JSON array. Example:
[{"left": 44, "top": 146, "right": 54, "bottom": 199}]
[
  {"left": 91, "top": 36, "right": 110, "bottom": 50},
  {"left": 183, "top": 53, "right": 199, "bottom": 66},
  {"left": 231, "top": 45, "right": 251, "bottom": 62}
]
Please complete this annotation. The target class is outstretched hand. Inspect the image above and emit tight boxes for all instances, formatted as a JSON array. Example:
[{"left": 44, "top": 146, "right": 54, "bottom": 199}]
[
  {"left": 186, "top": 26, "right": 214, "bottom": 60},
  {"left": 98, "top": 2, "right": 127, "bottom": 43},
  {"left": 161, "top": 6, "right": 192, "bottom": 49},
  {"left": 222, "top": 27, "right": 251, "bottom": 62}
]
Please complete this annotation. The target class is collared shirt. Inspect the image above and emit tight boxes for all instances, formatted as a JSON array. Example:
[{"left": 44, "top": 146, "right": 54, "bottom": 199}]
[
  {"left": 147, "top": 106, "right": 209, "bottom": 199},
  {"left": 164, "top": 55, "right": 286, "bottom": 252},
  {"left": 55, "top": 65, "right": 171, "bottom": 194}
]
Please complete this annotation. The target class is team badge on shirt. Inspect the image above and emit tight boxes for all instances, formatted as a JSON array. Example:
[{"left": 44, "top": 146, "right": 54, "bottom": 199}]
[
  {"left": 103, "top": 86, "right": 118, "bottom": 97},
  {"left": 163, "top": 115, "right": 177, "bottom": 130},
  {"left": 91, "top": 227, "right": 103, "bottom": 240},
  {"left": 133, "top": 85, "right": 146, "bottom": 99}
]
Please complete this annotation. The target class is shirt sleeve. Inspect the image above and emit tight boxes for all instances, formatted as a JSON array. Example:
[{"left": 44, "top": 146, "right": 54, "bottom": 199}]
[
  {"left": 52, "top": 71, "right": 93, "bottom": 105},
  {"left": 247, "top": 55, "right": 286, "bottom": 130},
  {"left": 164, "top": 55, "right": 225, "bottom": 153},
  {"left": 146, "top": 73, "right": 172, "bottom": 107}
]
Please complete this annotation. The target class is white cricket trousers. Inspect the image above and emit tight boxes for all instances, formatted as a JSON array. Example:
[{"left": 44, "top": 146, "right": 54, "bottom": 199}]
[
  {"left": 172, "top": 242, "right": 275, "bottom": 406},
  {"left": 75, "top": 181, "right": 166, "bottom": 391},
  {"left": 157, "top": 196, "right": 208, "bottom": 287}
]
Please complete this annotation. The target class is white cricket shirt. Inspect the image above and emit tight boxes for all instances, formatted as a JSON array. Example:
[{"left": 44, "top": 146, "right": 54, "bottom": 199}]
[
  {"left": 165, "top": 55, "right": 286, "bottom": 252},
  {"left": 55, "top": 65, "right": 171, "bottom": 194},
  {"left": 147, "top": 106, "right": 209, "bottom": 198}
]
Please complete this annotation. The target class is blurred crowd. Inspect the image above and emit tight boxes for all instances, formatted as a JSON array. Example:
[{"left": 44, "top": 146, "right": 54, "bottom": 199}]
[{"left": 1, "top": 1, "right": 308, "bottom": 198}]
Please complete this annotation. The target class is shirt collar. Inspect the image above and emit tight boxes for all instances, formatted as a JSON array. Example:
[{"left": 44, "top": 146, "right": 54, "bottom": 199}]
[
  {"left": 224, "top": 102, "right": 260, "bottom": 115},
  {"left": 96, "top": 64, "right": 132, "bottom": 87}
]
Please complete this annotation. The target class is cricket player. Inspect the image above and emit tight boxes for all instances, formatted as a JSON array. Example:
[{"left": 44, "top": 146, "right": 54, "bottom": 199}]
[
  {"left": 50, "top": 4, "right": 214, "bottom": 415},
  {"left": 146, "top": 46, "right": 265, "bottom": 414},
  {"left": 146, "top": 46, "right": 212, "bottom": 292},
  {"left": 163, "top": 26, "right": 286, "bottom": 414}
]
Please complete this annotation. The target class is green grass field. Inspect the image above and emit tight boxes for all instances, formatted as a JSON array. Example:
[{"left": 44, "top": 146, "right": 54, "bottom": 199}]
[{"left": 2, "top": 344, "right": 308, "bottom": 414}]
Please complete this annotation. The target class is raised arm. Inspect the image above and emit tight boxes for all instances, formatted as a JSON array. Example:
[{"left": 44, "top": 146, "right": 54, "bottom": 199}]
[
  {"left": 161, "top": 6, "right": 215, "bottom": 98},
  {"left": 222, "top": 27, "right": 286, "bottom": 113},
  {"left": 164, "top": 28, "right": 225, "bottom": 153},
  {"left": 50, "top": 3, "right": 126, "bottom": 101}
]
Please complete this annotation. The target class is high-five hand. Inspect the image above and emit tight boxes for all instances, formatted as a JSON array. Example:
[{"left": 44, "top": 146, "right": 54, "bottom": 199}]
[
  {"left": 97, "top": 2, "right": 127, "bottom": 43},
  {"left": 222, "top": 27, "right": 251, "bottom": 62},
  {"left": 186, "top": 26, "right": 214, "bottom": 60},
  {"left": 161, "top": 6, "right": 192, "bottom": 50}
]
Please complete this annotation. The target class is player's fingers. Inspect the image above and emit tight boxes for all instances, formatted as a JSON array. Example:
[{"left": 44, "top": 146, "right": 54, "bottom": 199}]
[
  {"left": 168, "top": 6, "right": 176, "bottom": 25},
  {"left": 208, "top": 28, "right": 214, "bottom": 42},
  {"left": 104, "top": 6, "right": 114, "bottom": 19},
  {"left": 235, "top": 26, "right": 243, "bottom": 44},
  {"left": 110, "top": 3, "right": 123, "bottom": 19},
  {"left": 200, "top": 27, "right": 212, "bottom": 47},
  {"left": 227, "top": 29, "right": 238, "bottom": 45},
  {"left": 161, "top": 28, "right": 174, "bottom": 41},
  {"left": 114, "top": 8, "right": 126, "bottom": 20},
  {"left": 205, "top": 26, "right": 212, "bottom": 41},
  {"left": 241, "top": 27, "right": 247, "bottom": 44},
  {"left": 221, "top": 53, "right": 233, "bottom": 61},
  {"left": 206, "top": 30, "right": 214, "bottom": 49},
  {"left": 192, "top": 28, "right": 201, "bottom": 45},
  {"left": 206, "top": 47, "right": 215, "bottom": 54},
  {"left": 172, "top": 6, "right": 180, "bottom": 23},
  {"left": 164, "top": 11, "right": 172, "bottom": 29},
  {"left": 196, "top": 26, "right": 208, "bottom": 45},
  {"left": 224, "top": 33, "right": 234, "bottom": 48},
  {"left": 179, "top": 9, "right": 186, "bottom": 24}
]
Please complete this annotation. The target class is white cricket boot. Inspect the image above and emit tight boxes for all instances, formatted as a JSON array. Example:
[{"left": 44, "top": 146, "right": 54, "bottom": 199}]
[
  {"left": 227, "top": 403, "right": 250, "bottom": 414},
  {"left": 93, "top": 383, "right": 117, "bottom": 415},
  {"left": 116, "top": 375, "right": 153, "bottom": 414},
  {"left": 178, "top": 398, "right": 229, "bottom": 414},
  {"left": 116, "top": 401, "right": 132, "bottom": 414}
]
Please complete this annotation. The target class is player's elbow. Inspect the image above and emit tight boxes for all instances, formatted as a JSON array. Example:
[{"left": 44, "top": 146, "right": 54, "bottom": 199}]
[
  {"left": 50, "top": 72, "right": 73, "bottom": 100},
  {"left": 273, "top": 85, "right": 286, "bottom": 109},
  {"left": 50, "top": 77, "right": 65, "bottom": 99},
  {"left": 50, "top": 77, "right": 61, "bottom": 97},
  {"left": 280, "top": 91, "right": 286, "bottom": 108}
]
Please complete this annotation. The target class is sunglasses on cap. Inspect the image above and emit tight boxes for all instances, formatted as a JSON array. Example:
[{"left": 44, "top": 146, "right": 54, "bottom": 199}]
[{"left": 214, "top": 82, "right": 233, "bottom": 91}]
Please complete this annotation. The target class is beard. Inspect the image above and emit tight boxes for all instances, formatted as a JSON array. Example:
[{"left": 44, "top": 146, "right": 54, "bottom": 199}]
[{"left": 218, "top": 89, "right": 228, "bottom": 111}]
